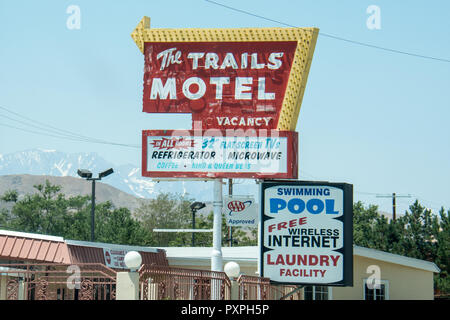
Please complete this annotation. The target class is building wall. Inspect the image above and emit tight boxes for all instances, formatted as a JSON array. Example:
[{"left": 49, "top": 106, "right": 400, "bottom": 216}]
[
  {"left": 167, "top": 255, "right": 435, "bottom": 300},
  {"left": 168, "top": 261, "right": 257, "bottom": 277},
  {"left": 332, "top": 255, "right": 435, "bottom": 300}
]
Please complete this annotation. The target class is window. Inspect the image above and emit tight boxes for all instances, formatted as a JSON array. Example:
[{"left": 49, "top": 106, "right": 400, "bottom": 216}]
[
  {"left": 304, "top": 286, "right": 331, "bottom": 300},
  {"left": 363, "top": 279, "right": 389, "bottom": 300}
]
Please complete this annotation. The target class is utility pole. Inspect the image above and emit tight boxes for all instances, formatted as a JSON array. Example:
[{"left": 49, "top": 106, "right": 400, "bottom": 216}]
[{"left": 376, "top": 193, "right": 411, "bottom": 221}]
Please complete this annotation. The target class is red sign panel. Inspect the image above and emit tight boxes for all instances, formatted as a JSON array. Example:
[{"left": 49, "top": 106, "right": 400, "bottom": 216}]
[
  {"left": 143, "top": 41, "right": 297, "bottom": 130},
  {"left": 142, "top": 129, "right": 298, "bottom": 179}
]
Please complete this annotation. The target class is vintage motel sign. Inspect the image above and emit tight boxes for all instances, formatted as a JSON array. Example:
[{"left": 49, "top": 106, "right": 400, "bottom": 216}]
[
  {"left": 131, "top": 16, "right": 319, "bottom": 132},
  {"left": 132, "top": 17, "right": 318, "bottom": 179},
  {"left": 260, "top": 180, "right": 353, "bottom": 286}
]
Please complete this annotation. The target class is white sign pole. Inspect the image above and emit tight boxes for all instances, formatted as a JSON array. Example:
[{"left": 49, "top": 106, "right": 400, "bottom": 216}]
[
  {"left": 211, "top": 179, "right": 223, "bottom": 301},
  {"left": 257, "top": 181, "right": 262, "bottom": 276},
  {"left": 211, "top": 179, "right": 223, "bottom": 272}
]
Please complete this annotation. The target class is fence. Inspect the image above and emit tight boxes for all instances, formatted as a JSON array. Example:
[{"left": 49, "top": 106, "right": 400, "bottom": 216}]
[
  {"left": 139, "top": 264, "right": 231, "bottom": 300},
  {"left": 0, "top": 263, "right": 303, "bottom": 300},
  {"left": 0, "top": 263, "right": 117, "bottom": 300},
  {"left": 237, "top": 275, "right": 270, "bottom": 300},
  {"left": 237, "top": 274, "right": 303, "bottom": 300}
]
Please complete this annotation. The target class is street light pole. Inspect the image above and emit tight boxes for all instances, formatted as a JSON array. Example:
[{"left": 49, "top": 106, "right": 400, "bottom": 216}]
[
  {"left": 192, "top": 206, "right": 196, "bottom": 247},
  {"left": 190, "top": 201, "right": 206, "bottom": 247},
  {"left": 77, "top": 168, "right": 114, "bottom": 242},
  {"left": 90, "top": 178, "right": 96, "bottom": 242}
]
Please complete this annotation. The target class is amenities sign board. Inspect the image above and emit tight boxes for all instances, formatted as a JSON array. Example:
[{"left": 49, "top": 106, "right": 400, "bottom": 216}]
[
  {"left": 260, "top": 181, "right": 353, "bottom": 286},
  {"left": 142, "top": 130, "right": 298, "bottom": 179}
]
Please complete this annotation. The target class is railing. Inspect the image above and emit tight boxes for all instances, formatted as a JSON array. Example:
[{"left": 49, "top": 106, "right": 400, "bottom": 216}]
[
  {"left": 237, "top": 275, "right": 303, "bottom": 300},
  {"left": 274, "top": 285, "right": 303, "bottom": 300},
  {"left": 139, "top": 265, "right": 231, "bottom": 300},
  {"left": 0, "top": 263, "right": 117, "bottom": 300},
  {"left": 237, "top": 275, "right": 271, "bottom": 300},
  {"left": 0, "top": 263, "right": 303, "bottom": 300}
]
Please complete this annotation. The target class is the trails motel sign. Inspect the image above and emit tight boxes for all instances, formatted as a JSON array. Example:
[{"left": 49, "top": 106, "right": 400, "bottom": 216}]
[{"left": 131, "top": 17, "right": 318, "bottom": 179}]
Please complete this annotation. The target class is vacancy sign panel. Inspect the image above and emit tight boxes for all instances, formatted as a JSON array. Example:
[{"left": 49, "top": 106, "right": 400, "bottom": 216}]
[
  {"left": 142, "top": 130, "right": 297, "bottom": 179},
  {"left": 260, "top": 181, "right": 353, "bottom": 286}
]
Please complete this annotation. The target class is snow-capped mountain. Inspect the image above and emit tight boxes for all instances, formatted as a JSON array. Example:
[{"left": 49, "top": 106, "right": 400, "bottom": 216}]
[
  {"left": 0, "top": 149, "right": 156, "bottom": 199},
  {"left": 0, "top": 149, "right": 256, "bottom": 201}
]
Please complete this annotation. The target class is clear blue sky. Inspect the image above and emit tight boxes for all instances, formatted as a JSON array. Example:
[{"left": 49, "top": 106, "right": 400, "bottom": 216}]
[{"left": 0, "top": 0, "right": 449, "bottom": 214}]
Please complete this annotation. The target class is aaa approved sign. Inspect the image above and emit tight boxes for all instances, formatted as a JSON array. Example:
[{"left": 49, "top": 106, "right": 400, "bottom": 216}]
[
  {"left": 223, "top": 196, "right": 258, "bottom": 227},
  {"left": 260, "top": 181, "right": 353, "bottom": 286}
]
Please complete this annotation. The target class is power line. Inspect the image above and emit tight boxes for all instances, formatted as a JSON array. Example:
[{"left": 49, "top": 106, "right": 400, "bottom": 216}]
[
  {"left": 0, "top": 113, "right": 95, "bottom": 143},
  {"left": 0, "top": 121, "right": 139, "bottom": 149},
  {"left": 204, "top": 0, "right": 450, "bottom": 63},
  {"left": 0, "top": 122, "right": 98, "bottom": 143},
  {"left": 0, "top": 105, "right": 138, "bottom": 147},
  {"left": 0, "top": 106, "right": 99, "bottom": 142},
  {"left": 0, "top": 106, "right": 139, "bottom": 149}
]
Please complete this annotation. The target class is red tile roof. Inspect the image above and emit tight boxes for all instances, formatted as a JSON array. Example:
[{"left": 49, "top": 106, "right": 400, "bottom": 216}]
[
  {"left": 0, "top": 234, "right": 71, "bottom": 263},
  {"left": 0, "top": 230, "right": 169, "bottom": 267}
]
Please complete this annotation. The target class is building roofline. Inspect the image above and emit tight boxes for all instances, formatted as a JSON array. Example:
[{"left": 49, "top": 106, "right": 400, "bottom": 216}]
[
  {"left": 65, "top": 239, "right": 159, "bottom": 253},
  {"left": 162, "top": 245, "right": 441, "bottom": 273},
  {"left": 0, "top": 229, "right": 160, "bottom": 254},
  {"left": 0, "top": 229, "right": 64, "bottom": 242},
  {"left": 1, "top": 229, "right": 440, "bottom": 273},
  {"left": 353, "top": 245, "right": 441, "bottom": 273}
]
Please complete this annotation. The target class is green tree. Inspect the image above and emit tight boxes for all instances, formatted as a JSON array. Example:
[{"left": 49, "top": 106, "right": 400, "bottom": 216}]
[
  {"left": 1, "top": 190, "right": 18, "bottom": 203},
  {"left": 0, "top": 180, "right": 152, "bottom": 246},
  {"left": 395, "top": 201, "right": 449, "bottom": 296},
  {"left": 352, "top": 201, "right": 379, "bottom": 248},
  {"left": 94, "top": 202, "right": 152, "bottom": 245},
  {"left": 433, "top": 207, "right": 450, "bottom": 296},
  {"left": 134, "top": 192, "right": 193, "bottom": 246},
  {"left": 194, "top": 212, "right": 257, "bottom": 247},
  {"left": 353, "top": 200, "right": 450, "bottom": 296}
]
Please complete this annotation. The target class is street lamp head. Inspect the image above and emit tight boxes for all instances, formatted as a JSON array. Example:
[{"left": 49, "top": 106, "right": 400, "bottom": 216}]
[
  {"left": 99, "top": 168, "right": 114, "bottom": 179},
  {"left": 124, "top": 251, "right": 142, "bottom": 271},
  {"left": 224, "top": 261, "right": 240, "bottom": 279},
  {"left": 190, "top": 201, "right": 206, "bottom": 212},
  {"left": 77, "top": 169, "right": 92, "bottom": 179}
]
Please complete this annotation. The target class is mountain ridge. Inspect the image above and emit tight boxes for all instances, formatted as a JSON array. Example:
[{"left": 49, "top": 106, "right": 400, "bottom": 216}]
[
  {"left": 0, "top": 149, "right": 246, "bottom": 204},
  {"left": 0, "top": 174, "right": 146, "bottom": 212}
]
